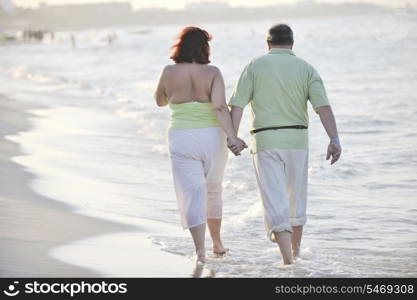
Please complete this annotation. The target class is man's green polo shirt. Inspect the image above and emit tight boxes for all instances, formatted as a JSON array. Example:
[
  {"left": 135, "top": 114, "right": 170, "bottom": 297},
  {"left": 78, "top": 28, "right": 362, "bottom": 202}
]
[{"left": 228, "top": 48, "right": 330, "bottom": 154}]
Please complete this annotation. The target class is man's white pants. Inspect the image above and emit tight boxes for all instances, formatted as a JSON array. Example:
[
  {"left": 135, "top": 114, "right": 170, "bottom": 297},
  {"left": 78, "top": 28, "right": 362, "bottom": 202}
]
[{"left": 252, "top": 148, "right": 309, "bottom": 242}]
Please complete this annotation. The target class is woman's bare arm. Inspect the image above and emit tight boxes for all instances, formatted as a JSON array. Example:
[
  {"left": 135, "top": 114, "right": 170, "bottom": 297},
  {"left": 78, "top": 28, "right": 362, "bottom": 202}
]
[
  {"left": 211, "top": 68, "right": 246, "bottom": 154},
  {"left": 154, "top": 67, "right": 169, "bottom": 107}
]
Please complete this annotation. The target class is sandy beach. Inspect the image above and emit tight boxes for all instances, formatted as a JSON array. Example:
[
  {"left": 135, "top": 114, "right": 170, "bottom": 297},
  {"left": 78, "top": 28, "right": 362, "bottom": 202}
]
[{"left": 0, "top": 95, "right": 133, "bottom": 277}]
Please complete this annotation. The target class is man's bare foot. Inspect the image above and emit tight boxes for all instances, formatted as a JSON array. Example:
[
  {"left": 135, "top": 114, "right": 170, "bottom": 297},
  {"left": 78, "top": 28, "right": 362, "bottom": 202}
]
[
  {"left": 292, "top": 249, "right": 300, "bottom": 259},
  {"left": 282, "top": 258, "right": 294, "bottom": 265},
  {"left": 274, "top": 231, "right": 293, "bottom": 264}
]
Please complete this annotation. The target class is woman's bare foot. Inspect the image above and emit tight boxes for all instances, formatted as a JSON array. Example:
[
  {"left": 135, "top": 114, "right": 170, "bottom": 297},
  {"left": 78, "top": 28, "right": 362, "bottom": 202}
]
[
  {"left": 207, "top": 219, "right": 228, "bottom": 256},
  {"left": 196, "top": 257, "right": 206, "bottom": 264},
  {"left": 189, "top": 224, "right": 206, "bottom": 263},
  {"left": 213, "top": 242, "right": 229, "bottom": 256},
  {"left": 196, "top": 250, "right": 206, "bottom": 263}
]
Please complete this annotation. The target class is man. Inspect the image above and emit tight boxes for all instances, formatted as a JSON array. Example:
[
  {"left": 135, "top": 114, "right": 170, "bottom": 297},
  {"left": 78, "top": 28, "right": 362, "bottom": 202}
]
[{"left": 228, "top": 24, "right": 342, "bottom": 264}]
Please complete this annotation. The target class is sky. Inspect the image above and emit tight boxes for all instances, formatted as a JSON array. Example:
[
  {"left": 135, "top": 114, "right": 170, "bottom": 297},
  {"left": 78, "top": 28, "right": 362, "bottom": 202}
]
[{"left": 9, "top": 0, "right": 417, "bottom": 9}]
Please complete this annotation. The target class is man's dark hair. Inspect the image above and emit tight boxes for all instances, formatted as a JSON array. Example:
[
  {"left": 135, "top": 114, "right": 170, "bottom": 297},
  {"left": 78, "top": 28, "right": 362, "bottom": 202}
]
[{"left": 267, "top": 24, "right": 294, "bottom": 46}]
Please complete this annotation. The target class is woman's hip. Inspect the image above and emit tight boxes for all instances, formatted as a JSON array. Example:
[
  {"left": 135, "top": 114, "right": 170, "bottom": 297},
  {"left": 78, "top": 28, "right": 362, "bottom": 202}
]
[{"left": 167, "top": 126, "right": 227, "bottom": 158}]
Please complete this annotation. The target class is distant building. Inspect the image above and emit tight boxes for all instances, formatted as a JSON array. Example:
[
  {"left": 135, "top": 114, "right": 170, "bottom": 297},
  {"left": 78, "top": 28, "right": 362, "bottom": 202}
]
[
  {"left": 37, "top": 2, "right": 134, "bottom": 28},
  {"left": 185, "top": 1, "right": 231, "bottom": 11},
  {"left": 38, "top": 1, "right": 132, "bottom": 16}
]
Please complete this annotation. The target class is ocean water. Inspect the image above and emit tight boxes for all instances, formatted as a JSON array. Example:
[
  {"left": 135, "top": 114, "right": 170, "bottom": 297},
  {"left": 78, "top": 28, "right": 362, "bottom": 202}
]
[{"left": 1, "top": 13, "right": 417, "bottom": 277}]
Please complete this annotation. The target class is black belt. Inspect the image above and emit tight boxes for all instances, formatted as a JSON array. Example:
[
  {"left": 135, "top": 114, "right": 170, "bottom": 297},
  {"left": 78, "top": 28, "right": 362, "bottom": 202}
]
[{"left": 250, "top": 125, "right": 308, "bottom": 135}]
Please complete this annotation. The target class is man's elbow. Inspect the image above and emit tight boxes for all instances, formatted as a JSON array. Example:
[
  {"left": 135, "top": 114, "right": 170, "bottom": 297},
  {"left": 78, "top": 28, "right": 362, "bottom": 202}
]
[{"left": 315, "top": 105, "right": 331, "bottom": 115}]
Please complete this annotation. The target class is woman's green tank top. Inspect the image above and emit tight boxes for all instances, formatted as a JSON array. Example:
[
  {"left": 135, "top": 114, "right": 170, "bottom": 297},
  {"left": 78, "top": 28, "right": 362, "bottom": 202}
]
[{"left": 168, "top": 101, "right": 220, "bottom": 130}]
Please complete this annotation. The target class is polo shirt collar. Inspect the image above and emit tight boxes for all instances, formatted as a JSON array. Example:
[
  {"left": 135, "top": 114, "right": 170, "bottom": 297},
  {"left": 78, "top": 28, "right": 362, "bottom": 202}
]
[{"left": 269, "top": 48, "right": 295, "bottom": 56}]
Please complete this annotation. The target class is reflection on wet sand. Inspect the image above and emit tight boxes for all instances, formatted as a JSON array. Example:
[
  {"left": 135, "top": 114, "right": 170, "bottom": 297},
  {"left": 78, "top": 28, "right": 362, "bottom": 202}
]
[{"left": 192, "top": 261, "right": 216, "bottom": 278}]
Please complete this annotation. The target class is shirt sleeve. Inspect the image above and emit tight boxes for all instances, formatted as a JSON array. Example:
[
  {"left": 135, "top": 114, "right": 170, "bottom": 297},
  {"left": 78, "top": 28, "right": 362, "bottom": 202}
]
[
  {"left": 308, "top": 67, "right": 330, "bottom": 112},
  {"left": 228, "top": 62, "right": 254, "bottom": 108}
]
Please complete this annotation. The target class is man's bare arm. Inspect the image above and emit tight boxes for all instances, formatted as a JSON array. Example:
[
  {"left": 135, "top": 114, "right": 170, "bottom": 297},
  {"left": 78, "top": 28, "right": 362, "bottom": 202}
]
[
  {"left": 316, "top": 106, "right": 338, "bottom": 139},
  {"left": 230, "top": 106, "right": 244, "bottom": 135},
  {"left": 316, "top": 105, "right": 342, "bottom": 165}
]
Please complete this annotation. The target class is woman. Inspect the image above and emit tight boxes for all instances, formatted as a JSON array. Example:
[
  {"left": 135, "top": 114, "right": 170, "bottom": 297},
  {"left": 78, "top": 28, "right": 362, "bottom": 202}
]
[{"left": 154, "top": 27, "right": 246, "bottom": 263}]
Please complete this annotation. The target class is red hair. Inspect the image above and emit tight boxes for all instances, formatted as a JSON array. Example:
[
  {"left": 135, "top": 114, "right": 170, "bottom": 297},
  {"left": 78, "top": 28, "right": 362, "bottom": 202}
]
[{"left": 170, "top": 26, "right": 212, "bottom": 64}]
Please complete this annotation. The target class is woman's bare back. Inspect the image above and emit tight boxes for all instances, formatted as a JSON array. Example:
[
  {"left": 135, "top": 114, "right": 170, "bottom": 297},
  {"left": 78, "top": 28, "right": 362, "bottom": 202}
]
[{"left": 162, "top": 63, "right": 218, "bottom": 104}]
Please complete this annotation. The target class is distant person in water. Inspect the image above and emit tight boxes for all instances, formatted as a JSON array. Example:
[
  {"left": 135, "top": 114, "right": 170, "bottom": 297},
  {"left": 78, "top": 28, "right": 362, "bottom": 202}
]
[
  {"left": 70, "top": 34, "right": 76, "bottom": 49},
  {"left": 229, "top": 24, "right": 342, "bottom": 264},
  {"left": 154, "top": 27, "right": 247, "bottom": 263}
]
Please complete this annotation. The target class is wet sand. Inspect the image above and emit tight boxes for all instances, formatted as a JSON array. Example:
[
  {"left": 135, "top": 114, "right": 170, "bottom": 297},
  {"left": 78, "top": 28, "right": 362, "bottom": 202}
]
[{"left": 0, "top": 95, "right": 132, "bottom": 277}]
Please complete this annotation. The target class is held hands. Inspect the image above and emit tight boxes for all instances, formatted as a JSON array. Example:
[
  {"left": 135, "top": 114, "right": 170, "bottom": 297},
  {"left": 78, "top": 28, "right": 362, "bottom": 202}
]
[
  {"left": 227, "top": 136, "right": 248, "bottom": 156},
  {"left": 326, "top": 140, "right": 342, "bottom": 165}
]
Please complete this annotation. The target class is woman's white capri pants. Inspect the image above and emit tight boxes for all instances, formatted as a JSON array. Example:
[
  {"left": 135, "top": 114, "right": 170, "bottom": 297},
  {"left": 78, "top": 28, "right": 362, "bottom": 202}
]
[{"left": 168, "top": 127, "right": 228, "bottom": 229}]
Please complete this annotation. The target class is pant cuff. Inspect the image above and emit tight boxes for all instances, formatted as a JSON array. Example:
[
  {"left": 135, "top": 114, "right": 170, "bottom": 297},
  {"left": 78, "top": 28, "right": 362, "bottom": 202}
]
[
  {"left": 267, "top": 224, "right": 293, "bottom": 242},
  {"left": 289, "top": 216, "right": 307, "bottom": 227}
]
